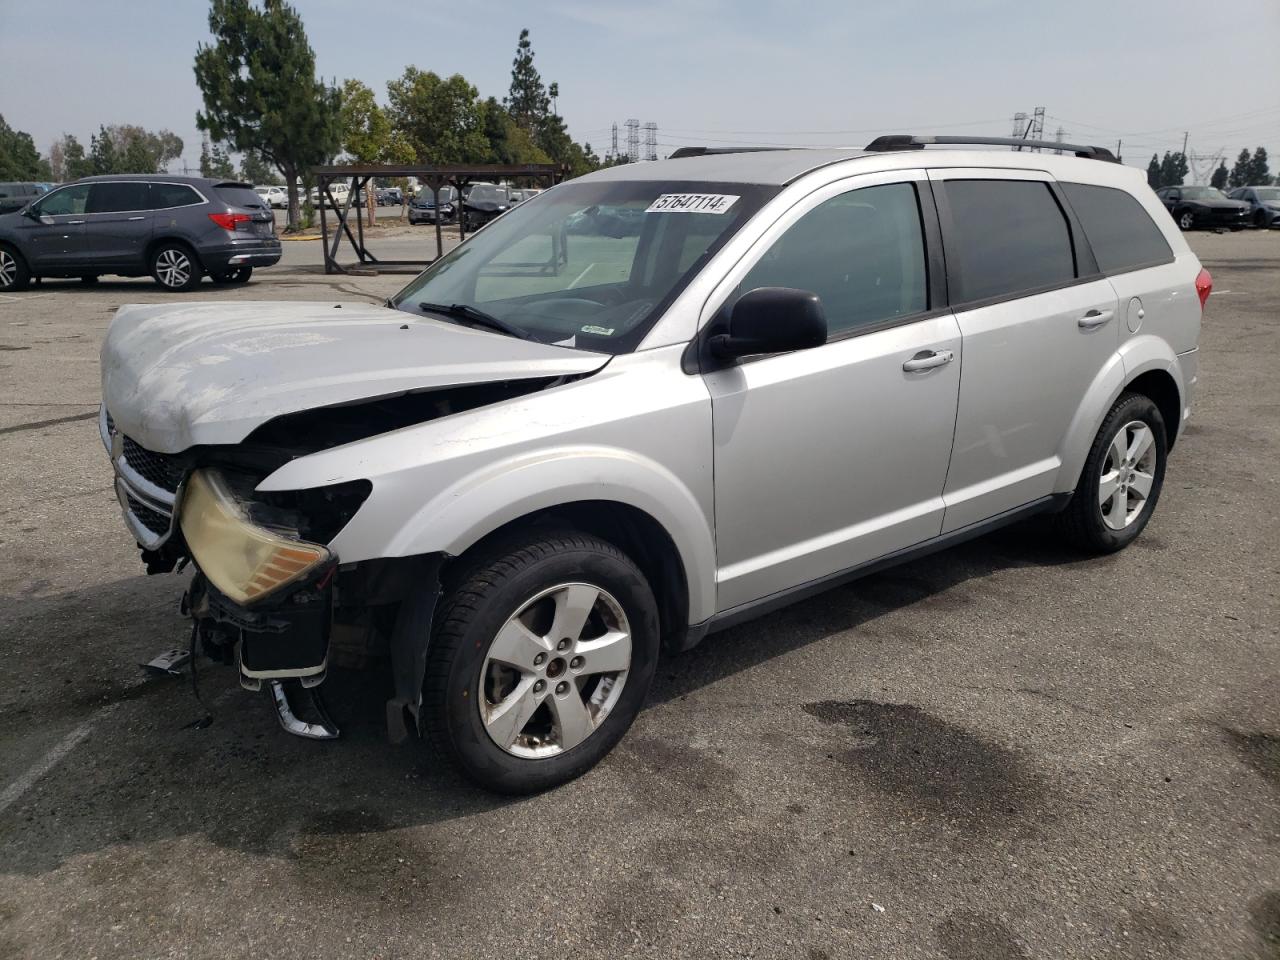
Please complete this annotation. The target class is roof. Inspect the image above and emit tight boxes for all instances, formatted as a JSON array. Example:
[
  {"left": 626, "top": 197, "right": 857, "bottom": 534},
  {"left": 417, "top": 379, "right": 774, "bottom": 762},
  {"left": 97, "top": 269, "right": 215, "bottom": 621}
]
[
  {"left": 72, "top": 174, "right": 246, "bottom": 186},
  {"left": 584, "top": 149, "right": 876, "bottom": 186},
  {"left": 581, "top": 146, "right": 1140, "bottom": 188}
]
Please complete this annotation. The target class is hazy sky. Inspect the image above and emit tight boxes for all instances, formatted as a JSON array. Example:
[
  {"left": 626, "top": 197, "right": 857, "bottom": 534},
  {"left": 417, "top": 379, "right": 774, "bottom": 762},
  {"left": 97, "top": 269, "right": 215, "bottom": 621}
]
[{"left": 2, "top": 0, "right": 1277, "bottom": 179}]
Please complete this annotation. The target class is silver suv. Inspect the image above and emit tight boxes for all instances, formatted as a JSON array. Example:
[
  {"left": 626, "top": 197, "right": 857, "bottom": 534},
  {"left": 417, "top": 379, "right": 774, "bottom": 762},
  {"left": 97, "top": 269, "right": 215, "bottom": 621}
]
[{"left": 99, "top": 135, "right": 1207, "bottom": 792}]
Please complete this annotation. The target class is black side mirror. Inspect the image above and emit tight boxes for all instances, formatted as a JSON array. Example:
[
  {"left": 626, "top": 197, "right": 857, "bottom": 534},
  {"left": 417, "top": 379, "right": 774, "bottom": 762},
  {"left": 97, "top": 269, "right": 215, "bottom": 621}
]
[{"left": 710, "top": 287, "right": 827, "bottom": 360}]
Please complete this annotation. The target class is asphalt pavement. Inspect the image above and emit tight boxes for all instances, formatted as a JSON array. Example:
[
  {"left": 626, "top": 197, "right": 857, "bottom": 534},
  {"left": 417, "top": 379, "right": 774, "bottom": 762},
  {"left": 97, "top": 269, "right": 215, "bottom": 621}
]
[{"left": 0, "top": 231, "right": 1276, "bottom": 959}]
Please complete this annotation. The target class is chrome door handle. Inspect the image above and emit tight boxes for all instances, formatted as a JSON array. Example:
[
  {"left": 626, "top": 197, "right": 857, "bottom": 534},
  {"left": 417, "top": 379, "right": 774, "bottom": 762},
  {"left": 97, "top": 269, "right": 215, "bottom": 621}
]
[
  {"left": 1078, "top": 309, "right": 1113, "bottom": 329},
  {"left": 902, "top": 349, "right": 955, "bottom": 372},
  {"left": 68, "top": 219, "right": 85, "bottom": 225},
  {"left": 127, "top": 216, "right": 145, "bottom": 221}
]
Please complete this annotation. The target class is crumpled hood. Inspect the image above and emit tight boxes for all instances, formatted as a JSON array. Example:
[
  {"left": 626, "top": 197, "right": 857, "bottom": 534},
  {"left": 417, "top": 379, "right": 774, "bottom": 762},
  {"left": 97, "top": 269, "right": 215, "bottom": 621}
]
[{"left": 100, "top": 300, "right": 608, "bottom": 453}]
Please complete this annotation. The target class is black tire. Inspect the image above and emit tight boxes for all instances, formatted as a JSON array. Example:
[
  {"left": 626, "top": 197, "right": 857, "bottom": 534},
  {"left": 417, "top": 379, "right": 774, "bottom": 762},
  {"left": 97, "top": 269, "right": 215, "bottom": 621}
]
[
  {"left": 1256, "top": 210, "right": 1270, "bottom": 229},
  {"left": 0, "top": 245, "right": 30, "bottom": 292},
  {"left": 150, "top": 242, "right": 202, "bottom": 291},
  {"left": 422, "top": 531, "right": 660, "bottom": 794},
  {"left": 80, "top": 275, "right": 99, "bottom": 284},
  {"left": 1056, "top": 392, "right": 1167, "bottom": 554},
  {"left": 211, "top": 266, "right": 253, "bottom": 284}
]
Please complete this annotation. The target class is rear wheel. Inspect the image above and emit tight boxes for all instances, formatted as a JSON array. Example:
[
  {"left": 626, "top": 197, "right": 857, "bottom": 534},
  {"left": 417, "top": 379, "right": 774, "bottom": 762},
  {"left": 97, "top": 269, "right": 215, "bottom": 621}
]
[
  {"left": 1056, "top": 392, "right": 1167, "bottom": 554},
  {"left": 422, "top": 531, "right": 659, "bottom": 794},
  {"left": 1177, "top": 210, "right": 1195, "bottom": 231},
  {"left": 150, "top": 243, "right": 202, "bottom": 291},
  {"left": 80, "top": 274, "right": 99, "bottom": 285},
  {"left": 211, "top": 266, "right": 253, "bottom": 284},
  {"left": 0, "top": 246, "right": 30, "bottom": 292},
  {"left": 1257, "top": 210, "right": 1270, "bottom": 229}
]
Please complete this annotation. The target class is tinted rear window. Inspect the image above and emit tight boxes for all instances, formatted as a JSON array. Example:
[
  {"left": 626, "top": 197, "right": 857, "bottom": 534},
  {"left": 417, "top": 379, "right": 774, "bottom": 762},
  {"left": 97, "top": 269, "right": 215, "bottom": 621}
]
[
  {"left": 215, "top": 185, "right": 267, "bottom": 209},
  {"left": 87, "top": 181, "right": 150, "bottom": 213},
  {"left": 943, "top": 179, "right": 1076, "bottom": 304},
  {"left": 151, "top": 183, "right": 202, "bottom": 208},
  {"left": 1061, "top": 182, "right": 1173, "bottom": 275}
]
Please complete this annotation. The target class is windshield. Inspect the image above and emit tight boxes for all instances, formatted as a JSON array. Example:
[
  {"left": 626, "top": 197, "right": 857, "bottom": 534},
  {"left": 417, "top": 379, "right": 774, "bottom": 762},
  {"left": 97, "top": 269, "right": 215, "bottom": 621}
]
[
  {"left": 416, "top": 186, "right": 457, "bottom": 204},
  {"left": 467, "top": 184, "right": 506, "bottom": 203},
  {"left": 1181, "top": 186, "right": 1227, "bottom": 200},
  {"left": 391, "top": 179, "right": 775, "bottom": 354},
  {"left": 1255, "top": 187, "right": 1280, "bottom": 201}
]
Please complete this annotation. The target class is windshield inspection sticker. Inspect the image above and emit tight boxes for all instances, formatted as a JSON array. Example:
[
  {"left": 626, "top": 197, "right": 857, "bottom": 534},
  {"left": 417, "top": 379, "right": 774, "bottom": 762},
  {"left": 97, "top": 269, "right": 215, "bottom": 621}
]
[{"left": 646, "top": 193, "right": 739, "bottom": 214}]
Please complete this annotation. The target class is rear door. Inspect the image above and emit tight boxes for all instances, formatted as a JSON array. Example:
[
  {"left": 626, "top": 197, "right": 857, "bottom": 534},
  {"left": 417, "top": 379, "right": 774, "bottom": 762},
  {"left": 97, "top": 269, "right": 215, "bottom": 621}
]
[
  {"left": 83, "top": 181, "right": 154, "bottom": 268},
  {"left": 931, "top": 169, "right": 1119, "bottom": 532}
]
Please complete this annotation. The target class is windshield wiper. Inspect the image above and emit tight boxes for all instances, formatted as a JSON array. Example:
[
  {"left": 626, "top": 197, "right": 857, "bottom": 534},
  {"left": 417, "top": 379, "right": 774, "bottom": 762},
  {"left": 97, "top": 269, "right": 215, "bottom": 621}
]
[{"left": 418, "top": 302, "right": 531, "bottom": 340}]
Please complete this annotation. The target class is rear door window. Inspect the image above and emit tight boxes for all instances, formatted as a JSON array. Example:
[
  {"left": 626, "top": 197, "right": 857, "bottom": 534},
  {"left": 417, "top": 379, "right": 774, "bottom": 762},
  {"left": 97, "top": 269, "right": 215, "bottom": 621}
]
[
  {"left": 87, "top": 182, "right": 150, "bottom": 213},
  {"left": 1061, "top": 182, "right": 1173, "bottom": 275},
  {"left": 941, "top": 179, "right": 1076, "bottom": 304}
]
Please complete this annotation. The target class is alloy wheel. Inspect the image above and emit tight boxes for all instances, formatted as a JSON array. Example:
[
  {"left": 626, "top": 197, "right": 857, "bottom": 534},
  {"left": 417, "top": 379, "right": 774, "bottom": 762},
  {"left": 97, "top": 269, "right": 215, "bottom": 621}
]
[
  {"left": 479, "top": 582, "right": 632, "bottom": 759},
  {"left": 156, "top": 248, "right": 192, "bottom": 288},
  {"left": 0, "top": 250, "right": 15, "bottom": 289},
  {"left": 1099, "top": 420, "right": 1157, "bottom": 530},
  {"left": 1179, "top": 211, "right": 1194, "bottom": 230}
]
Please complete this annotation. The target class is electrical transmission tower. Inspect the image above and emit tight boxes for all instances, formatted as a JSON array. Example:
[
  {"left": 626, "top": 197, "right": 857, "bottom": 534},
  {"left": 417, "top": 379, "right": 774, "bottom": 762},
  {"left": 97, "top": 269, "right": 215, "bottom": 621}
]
[
  {"left": 642, "top": 122, "right": 657, "bottom": 161},
  {"left": 1054, "top": 126, "right": 1065, "bottom": 155},
  {"left": 625, "top": 119, "right": 640, "bottom": 162},
  {"left": 1011, "top": 112, "right": 1028, "bottom": 149},
  {"left": 1030, "top": 107, "right": 1046, "bottom": 150},
  {"left": 610, "top": 123, "right": 619, "bottom": 162}
]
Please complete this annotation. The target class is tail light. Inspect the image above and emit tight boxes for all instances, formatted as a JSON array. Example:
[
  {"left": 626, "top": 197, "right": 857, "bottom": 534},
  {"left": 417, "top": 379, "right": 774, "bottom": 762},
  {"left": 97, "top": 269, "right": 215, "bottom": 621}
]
[
  {"left": 209, "top": 212, "right": 251, "bottom": 231},
  {"left": 1195, "top": 268, "right": 1212, "bottom": 311}
]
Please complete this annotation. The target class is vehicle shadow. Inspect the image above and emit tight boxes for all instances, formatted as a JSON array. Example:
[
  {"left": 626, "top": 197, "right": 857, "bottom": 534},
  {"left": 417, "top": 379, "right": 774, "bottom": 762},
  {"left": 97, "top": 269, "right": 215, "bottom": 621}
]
[{"left": 0, "top": 519, "right": 1082, "bottom": 876}]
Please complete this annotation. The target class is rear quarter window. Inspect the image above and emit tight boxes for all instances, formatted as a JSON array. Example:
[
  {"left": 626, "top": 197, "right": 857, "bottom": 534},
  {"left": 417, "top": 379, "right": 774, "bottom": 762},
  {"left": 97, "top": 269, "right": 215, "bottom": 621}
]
[
  {"left": 1061, "top": 182, "right": 1174, "bottom": 275},
  {"left": 151, "top": 183, "right": 203, "bottom": 208}
]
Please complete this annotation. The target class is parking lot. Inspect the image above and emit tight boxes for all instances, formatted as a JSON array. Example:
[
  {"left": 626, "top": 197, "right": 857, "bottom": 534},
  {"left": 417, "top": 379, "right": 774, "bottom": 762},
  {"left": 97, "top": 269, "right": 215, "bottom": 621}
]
[{"left": 0, "top": 231, "right": 1276, "bottom": 959}]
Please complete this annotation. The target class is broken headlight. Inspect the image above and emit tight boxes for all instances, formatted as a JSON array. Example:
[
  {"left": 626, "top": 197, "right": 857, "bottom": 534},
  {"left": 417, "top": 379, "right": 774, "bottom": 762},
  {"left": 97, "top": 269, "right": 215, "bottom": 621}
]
[{"left": 179, "top": 469, "right": 332, "bottom": 605}]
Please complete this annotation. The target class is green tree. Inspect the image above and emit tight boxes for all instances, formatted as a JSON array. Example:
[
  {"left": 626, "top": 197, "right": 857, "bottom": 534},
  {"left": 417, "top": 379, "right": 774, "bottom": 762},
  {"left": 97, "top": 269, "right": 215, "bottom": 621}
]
[
  {"left": 1146, "top": 154, "right": 1161, "bottom": 189},
  {"left": 1210, "top": 161, "right": 1228, "bottom": 190},
  {"left": 199, "top": 136, "right": 236, "bottom": 178},
  {"left": 1247, "top": 146, "right": 1271, "bottom": 186},
  {"left": 88, "top": 126, "right": 119, "bottom": 175},
  {"left": 506, "top": 28, "right": 550, "bottom": 131},
  {"left": 0, "top": 115, "right": 50, "bottom": 180},
  {"left": 194, "top": 0, "right": 342, "bottom": 230},
  {"left": 480, "top": 97, "right": 549, "bottom": 165},
  {"left": 1158, "top": 151, "right": 1188, "bottom": 188},
  {"left": 386, "top": 68, "right": 489, "bottom": 164},
  {"left": 238, "top": 150, "right": 278, "bottom": 184},
  {"left": 60, "top": 135, "right": 91, "bottom": 179},
  {"left": 1229, "top": 148, "right": 1252, "bottom": 188}
]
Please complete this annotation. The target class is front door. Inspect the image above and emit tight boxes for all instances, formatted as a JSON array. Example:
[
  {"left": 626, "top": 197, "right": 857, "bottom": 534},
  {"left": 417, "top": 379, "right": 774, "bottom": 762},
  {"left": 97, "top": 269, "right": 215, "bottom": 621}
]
[
  {"left": 18, "top": 183, "right": 90, "bottom": 271},
  {"left": 703, "top": 173, "right": 962, "bottom": 612},
  {"left": 929, "top": 171, "right": 1120, "bottom": 531},
  {"left": 83, "top": 181, "right": 154, "bottom": 269}
]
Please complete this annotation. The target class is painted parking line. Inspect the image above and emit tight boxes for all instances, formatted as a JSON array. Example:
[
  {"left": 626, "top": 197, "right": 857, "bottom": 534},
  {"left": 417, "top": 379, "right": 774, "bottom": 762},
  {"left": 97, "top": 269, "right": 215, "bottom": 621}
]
[{"left": 0, "top": 722, "right": 93, "bottom": 816}]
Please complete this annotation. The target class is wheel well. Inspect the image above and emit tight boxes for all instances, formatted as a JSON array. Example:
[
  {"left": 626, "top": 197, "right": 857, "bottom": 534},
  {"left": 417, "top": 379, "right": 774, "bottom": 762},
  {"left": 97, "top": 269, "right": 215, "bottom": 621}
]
[
  {"left": 1125, "top": 369, "right": 1182, "bottom": 449},
  {"left": 451, "top": 501, "right": 691, "bottom": 653}
]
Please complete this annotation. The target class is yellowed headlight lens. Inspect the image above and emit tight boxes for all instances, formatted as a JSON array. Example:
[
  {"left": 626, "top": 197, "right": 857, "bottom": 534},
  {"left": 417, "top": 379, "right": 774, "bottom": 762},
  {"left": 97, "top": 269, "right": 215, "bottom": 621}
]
[{"left": 179, "top": 469, "right": 329, "bottom": 605}]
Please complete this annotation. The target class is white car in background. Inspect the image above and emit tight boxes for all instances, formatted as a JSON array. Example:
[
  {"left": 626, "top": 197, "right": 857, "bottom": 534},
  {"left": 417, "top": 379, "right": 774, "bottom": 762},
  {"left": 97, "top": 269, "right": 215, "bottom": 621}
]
[{"left": 254, "top": 185, "right": 288, "bottom": 209}]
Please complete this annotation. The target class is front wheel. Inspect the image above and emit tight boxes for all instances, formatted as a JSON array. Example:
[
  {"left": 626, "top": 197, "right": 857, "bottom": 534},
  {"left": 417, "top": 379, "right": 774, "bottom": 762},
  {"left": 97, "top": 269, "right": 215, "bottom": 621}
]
[
  {"left": 0, "top": 246, "right": 30, "bottom": 292},
  {"left": 150, "top": 243, "right": 202, "bottom": 291},
  {"left": 1177, "top": 210, "right": 1195, "bottom": 231},
  {"left": 422, "top": 532, "right": 660, "bottom": 793},
  {"left": 1056, "top": 392, "right": 1167, "bottom": 553}
]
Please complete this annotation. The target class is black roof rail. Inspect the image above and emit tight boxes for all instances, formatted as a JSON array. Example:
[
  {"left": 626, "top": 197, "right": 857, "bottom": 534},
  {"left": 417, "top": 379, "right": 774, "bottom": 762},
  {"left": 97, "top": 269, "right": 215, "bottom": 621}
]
[
  {"left": 667, "top": 146, "right": 789, "bottom": 159},
  {"left": 865, "top": 134, "right": 1119, "bottom": 163}
]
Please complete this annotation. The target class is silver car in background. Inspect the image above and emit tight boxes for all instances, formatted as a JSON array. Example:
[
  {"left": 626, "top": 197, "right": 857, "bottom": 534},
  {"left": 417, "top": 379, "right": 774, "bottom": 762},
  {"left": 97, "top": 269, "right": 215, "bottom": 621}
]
[{"left": 99, "top": 135, "right": 1207, "bottom": 793}]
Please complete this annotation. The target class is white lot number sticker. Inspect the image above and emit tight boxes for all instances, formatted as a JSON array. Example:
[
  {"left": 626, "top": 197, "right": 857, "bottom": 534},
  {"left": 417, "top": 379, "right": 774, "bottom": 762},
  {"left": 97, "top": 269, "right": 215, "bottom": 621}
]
[{"left": 646, "top": 193, "right": 740, "bottom": 214}]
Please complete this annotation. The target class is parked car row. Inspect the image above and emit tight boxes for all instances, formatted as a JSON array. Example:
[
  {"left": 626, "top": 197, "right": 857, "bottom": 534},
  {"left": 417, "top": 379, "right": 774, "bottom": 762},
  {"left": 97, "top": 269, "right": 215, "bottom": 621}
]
[
  {"left": 1153, "top": 184, "right": 1279, "bottom": 231},
  {"left": 0, "top": 175, "right": 281, "bottom": 291}
]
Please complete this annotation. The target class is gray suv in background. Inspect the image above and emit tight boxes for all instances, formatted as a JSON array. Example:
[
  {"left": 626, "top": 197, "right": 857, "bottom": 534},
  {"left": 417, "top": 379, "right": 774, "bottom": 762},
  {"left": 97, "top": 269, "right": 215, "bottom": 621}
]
[{"left": 0, "top": 175, "right": 281, "bottom": 292}]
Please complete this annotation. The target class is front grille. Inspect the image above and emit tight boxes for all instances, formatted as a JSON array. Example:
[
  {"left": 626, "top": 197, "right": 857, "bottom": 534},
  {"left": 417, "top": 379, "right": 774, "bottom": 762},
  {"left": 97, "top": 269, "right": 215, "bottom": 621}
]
[
  {"left": 121, "top": 436, "right": 184, "bottom": 493},
  {"left": 126, "top": 493, "right": 172, "bottom": 537}
]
